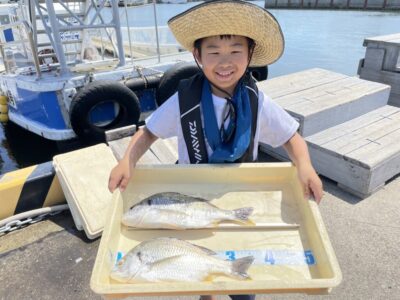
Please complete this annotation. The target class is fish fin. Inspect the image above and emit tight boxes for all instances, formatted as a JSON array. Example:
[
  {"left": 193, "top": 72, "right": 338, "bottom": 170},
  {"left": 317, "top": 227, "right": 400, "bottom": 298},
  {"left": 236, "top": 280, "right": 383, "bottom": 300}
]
[
  {"left": 233, "top": 207, "right": 254, "bottom": 221},
  {"left": 149, "top": 192, "right": 208, "bottom": 204},
  {"left": 229, "top": 256, "right": 255, "bottom": 279},
  {"left": 191, "top": 244, "right": 217, "bottom": 256}
]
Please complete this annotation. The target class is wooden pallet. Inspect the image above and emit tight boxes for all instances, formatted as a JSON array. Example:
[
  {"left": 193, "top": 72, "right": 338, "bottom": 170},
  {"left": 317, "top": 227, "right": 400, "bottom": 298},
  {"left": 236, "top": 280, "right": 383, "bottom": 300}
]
[
  {"left": 258, "top": 68, "right": 390, "bottom": 136},
  {"left": 261, "top": 105, "right": 400, "bottom": 198}
]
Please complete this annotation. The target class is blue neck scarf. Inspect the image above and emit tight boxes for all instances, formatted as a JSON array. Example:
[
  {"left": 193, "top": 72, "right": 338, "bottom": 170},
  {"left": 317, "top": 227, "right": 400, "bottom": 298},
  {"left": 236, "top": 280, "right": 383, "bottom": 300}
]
[{"left": 201, "top": 79, "right": 252, "bottom": 163}]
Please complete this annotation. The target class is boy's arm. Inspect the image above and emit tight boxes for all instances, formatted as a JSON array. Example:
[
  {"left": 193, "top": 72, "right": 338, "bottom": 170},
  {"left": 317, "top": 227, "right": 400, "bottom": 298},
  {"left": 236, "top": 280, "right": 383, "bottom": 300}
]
[
  {"left": 108, "top": 127, "right": 158, "bottom": 192},
  {"left": 282, "top": 133, "right": 323, "bottom": 204}
]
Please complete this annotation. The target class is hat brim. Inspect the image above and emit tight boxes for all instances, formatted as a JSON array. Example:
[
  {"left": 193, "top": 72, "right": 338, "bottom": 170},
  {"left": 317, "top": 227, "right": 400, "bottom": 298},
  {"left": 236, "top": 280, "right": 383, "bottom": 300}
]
[{"left": 168, "top": 0, "right": 284, "bottom": 67}]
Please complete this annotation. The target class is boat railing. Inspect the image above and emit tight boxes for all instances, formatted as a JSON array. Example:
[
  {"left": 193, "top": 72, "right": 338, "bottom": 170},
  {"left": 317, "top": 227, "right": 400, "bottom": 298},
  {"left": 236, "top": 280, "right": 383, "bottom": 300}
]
[
  {"left": 0, "top": 1, "right": 186, "bottom": 78},
  {"left": 0, "top": 20, "right": 41, "bottom": 77}
]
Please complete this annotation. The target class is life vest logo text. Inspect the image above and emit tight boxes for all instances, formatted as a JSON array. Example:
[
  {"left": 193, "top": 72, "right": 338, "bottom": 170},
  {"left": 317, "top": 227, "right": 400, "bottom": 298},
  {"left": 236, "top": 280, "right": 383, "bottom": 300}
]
[{"left": 189, "top": 121, "right": 202, "bottom": 163}]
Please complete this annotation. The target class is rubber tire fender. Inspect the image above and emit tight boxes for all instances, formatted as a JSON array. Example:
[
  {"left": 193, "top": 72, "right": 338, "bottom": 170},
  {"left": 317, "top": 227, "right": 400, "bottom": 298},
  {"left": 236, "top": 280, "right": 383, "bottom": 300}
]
[
  {"left": 156, "top": 62, "right": 200, "bottom": 106},
  {"left": 69, "top": 80, "right": 140, "bottom": 143}
]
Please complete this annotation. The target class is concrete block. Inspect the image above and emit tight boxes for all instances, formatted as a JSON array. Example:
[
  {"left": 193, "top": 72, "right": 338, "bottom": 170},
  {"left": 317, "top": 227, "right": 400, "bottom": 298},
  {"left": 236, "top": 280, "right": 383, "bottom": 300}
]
[
  {"left": 364, "top": 33, "right": 400, "bottom": 45},
  {"left": 260, "top": 105, "right": 400, "bottom": 198},
  {"left": 363, "top": 48, "right": 385, "bottom": 71},
  {"left": 359, "top": 67, "right": 400, "bottom": 95},
  {"left": 382, "top": 45, "right": 400, "bottom": 72},
  {"left": 388, "top": 92, "right": 400, "bottom": 107},
  {"left": 258, "top": 68, "right": 390, "bottom": 137}
]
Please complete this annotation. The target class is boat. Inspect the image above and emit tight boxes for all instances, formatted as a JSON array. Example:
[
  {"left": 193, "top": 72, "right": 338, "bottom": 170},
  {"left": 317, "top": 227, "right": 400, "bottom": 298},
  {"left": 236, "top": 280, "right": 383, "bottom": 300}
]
[
  {"left": 159, "top": 0, "right": 188, "bottom": 3},
  {"left": 0, "top": 0, "right": 191, "bottom": 143},
  {"left": 0, "top": 2, "right": 14, "bottom": 25},
  {"left": 117, "top": 0, "right": 145, "bottom": 6}
]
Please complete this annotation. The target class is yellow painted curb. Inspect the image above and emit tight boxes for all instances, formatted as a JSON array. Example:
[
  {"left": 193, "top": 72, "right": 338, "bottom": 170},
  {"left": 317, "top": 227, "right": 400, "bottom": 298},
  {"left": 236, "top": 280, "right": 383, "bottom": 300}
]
[
  {"left": 0, "top": 113, "right": 8, "bottom": 122},
  {"left": 0, "top": 162, "right": 66, "bottom": 220},
  {"left": 0, "top": 95, "right": 7, "bottom": 105},
  {"left": 0, "top": 104, "right": 8, "bottom": 113}
]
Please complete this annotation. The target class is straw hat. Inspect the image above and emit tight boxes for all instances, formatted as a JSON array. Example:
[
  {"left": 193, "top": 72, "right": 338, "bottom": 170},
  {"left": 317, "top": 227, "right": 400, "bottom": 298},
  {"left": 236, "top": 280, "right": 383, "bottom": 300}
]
[{"left": 168, "top": 0, "right": 284, "bottom": 66}]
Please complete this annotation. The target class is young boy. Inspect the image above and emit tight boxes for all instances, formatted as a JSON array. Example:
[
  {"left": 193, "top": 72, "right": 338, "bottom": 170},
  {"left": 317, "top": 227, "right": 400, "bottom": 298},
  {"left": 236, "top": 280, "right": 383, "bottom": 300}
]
[
  {"left": 109, "top": 0, "right": 322, "bottom": 201},
  {"left": 109, "top": 1, "right": 322, "bottom": 299}
]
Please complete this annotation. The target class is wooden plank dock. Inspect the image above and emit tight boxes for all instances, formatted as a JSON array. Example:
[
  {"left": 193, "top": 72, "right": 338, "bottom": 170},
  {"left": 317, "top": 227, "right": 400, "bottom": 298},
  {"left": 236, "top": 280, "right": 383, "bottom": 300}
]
[{"left": 258, "top": 67, "right": 399, "bottom": 198}]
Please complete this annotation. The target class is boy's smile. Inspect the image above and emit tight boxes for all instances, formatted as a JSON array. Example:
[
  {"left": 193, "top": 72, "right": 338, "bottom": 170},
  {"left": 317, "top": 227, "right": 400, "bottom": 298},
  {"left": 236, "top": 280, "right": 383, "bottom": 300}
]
[{"left": 194, "top": 35, "right": 250, "bottom": 97}]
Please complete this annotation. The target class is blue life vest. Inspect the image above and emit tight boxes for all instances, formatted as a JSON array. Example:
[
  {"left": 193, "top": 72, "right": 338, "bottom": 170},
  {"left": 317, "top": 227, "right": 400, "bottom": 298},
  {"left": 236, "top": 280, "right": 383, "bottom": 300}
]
[{"left": 178, "top": 72, "right": 259, "bottom": 164}]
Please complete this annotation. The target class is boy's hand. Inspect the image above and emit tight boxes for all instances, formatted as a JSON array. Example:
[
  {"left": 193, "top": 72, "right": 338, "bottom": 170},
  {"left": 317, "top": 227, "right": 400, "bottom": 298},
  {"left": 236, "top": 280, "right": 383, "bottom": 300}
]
[
  {"left": 297, "top": 163, "right": 323, "bottom": 204},
  {"left": 107, "top": 127, "right": 158, "bottom": 193},
  {"left": 108, "top": 157, "right": 132, "bottom": 193},
  {"left": 283, "top": 133, "right": 323, "bottom": 204}
]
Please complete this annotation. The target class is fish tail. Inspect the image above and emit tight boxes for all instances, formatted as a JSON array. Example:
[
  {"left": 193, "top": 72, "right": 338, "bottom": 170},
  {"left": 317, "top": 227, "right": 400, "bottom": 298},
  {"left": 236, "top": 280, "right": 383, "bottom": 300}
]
[
  {"left": 233, "top": 207, "right": 254, "bottom": 221},
  {"left": 230, "top": 256, "right": 255, "bottom": 279}
]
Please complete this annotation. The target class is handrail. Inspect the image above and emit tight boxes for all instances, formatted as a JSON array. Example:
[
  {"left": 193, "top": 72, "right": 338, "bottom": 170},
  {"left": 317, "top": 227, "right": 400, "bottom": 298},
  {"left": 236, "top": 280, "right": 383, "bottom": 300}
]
[
  {"left": 152, "top": 1, "right": 161, "bottom": 63},
  {"left": 0, "top": 20, "right": 41, "bottom": 77}
]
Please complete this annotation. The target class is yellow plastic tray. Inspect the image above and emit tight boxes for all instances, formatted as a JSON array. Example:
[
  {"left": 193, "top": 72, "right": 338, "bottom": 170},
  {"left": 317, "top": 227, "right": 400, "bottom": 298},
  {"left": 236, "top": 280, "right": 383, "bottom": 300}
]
[{"left": 91, "top": 163, "right": 341, "bottom": 297}]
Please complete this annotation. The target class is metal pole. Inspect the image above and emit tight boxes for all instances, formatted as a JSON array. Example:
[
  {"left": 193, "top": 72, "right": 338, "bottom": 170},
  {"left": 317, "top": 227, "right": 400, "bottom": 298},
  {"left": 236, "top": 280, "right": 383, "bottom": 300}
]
[
  {"left": 152, "top": 0, "right": 161, "bottom": 63},
  {"left": 29, "top": 0, "right": 37, "bottom": 46},
  {"left": 0, "top": 46, "right": 9, "bottom": 73},
  {"left": 124, "top": 0, "right": 134, "bottom": 63},
  {"left": 45, "top": 0, "right": 69, "bottom": 75},
  {"left": 111, "top": 0, "right": 126, "bottom": 66},
  {"left": 23, "top": 21, "right": 41, "bottom": 78}
]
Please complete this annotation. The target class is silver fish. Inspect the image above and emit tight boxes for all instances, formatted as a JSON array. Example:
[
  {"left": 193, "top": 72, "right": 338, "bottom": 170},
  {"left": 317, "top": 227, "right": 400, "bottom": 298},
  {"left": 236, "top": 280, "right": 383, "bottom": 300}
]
[
  {"left": 122, "top": 192, "right": 254, "bottom": 229},
  {"left": 110, "top": 237, "right": 254, "bottom": 283}
]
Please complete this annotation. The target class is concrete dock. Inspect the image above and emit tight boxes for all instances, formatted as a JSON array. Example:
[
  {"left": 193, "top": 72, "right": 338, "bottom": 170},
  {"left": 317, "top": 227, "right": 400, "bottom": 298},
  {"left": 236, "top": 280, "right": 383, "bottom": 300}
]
[
  {"left": 264, "top": 0, "right": 400, "bottom": 10},
  {"left": 358, "top": 33, "right": 400, "bottom": 107},
  {"left": 0, "top": 151, "right": 399, "bottom": 299}
]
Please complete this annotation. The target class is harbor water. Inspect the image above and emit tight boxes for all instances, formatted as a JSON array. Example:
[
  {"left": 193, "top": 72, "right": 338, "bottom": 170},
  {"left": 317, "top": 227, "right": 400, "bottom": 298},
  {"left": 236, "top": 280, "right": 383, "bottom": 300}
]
[{"left": 1, "top": 1, "right": 400, "bottom": 175}]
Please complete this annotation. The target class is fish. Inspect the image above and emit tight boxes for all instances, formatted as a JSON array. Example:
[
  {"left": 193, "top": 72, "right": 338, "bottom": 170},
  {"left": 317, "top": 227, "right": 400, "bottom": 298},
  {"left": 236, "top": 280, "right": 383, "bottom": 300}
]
[
  {"left": 110, "top": 237, "right": 254, "bottom": 283},
  {"left": 122, "top": 192, "right": 254, "bottom": 229}
]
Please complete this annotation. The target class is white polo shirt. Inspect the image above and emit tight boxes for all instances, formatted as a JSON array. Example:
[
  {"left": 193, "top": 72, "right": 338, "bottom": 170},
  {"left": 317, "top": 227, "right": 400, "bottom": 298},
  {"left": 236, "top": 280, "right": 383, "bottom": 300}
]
[{"left": 146, "top": 90, "right": 299, "bottom": 164}]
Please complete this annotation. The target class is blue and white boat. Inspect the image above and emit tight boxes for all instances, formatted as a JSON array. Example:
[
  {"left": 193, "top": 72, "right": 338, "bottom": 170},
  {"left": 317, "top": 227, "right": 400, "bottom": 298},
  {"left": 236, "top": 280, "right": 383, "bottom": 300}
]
[
  {"left": 160, "top": 0, "right": 188, "bottom": 4},
  {"left": 0, "top": 0, "right": 191, "bottom": 142}
]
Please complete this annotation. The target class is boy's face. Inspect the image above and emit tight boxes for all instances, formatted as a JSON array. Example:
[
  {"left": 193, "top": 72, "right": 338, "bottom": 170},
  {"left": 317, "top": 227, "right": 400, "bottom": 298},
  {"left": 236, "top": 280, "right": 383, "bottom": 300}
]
[{"left": 194, "top": 35, "right": 250, "bottom": 97}]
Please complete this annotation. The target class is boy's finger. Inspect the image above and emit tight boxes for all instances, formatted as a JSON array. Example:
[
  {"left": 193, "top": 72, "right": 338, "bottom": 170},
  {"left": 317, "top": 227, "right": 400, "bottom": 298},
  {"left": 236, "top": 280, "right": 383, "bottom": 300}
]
[
  {"left": 303, "top": 184, "right": 310, "bottom": 200},
  {"left": 119, "top": 177, "right": 129, "bottom": 192},
  {"left": 108, "top": 174, "right": 123, "bottom": 193},
  {"left": 108, "top": 177, "right": 117, "bottom": 193},
  {"left": 310, "top": 182, "right": 323, "bottom": 204}
]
